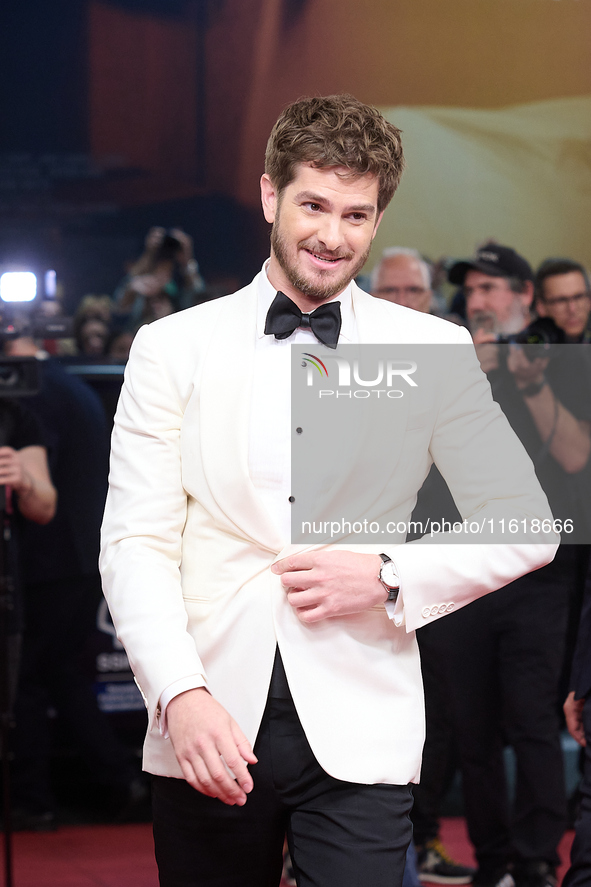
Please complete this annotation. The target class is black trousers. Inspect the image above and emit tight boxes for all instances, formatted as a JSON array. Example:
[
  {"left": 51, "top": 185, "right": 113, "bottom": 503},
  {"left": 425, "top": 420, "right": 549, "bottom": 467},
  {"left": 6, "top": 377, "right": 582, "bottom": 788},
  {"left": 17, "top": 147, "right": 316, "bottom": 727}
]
[
  {"left": 12, "top": 574, "right": 135, "bottom": 813},
  {"left": 562, "top": 696, "right": 591, "bottom": 887},
  {"left": 411, "top": 620, "right": 459, "bottom": 846},
  {"left": 435, "top": 550, "right": 573, "bottom": 875},
  {"left": 152, "top": 674, "right": 413, "bottom": 887}
]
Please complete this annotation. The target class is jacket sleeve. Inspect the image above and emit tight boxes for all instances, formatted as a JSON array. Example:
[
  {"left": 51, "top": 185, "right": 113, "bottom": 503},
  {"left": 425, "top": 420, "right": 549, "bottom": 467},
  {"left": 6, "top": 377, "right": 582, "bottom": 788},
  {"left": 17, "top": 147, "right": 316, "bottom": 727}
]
[
  {"left": 100, "top": 323, "right": 206, "bottom": 730},
  {"left": 389, "top": 328, "right": 559, "bottom": 631}
]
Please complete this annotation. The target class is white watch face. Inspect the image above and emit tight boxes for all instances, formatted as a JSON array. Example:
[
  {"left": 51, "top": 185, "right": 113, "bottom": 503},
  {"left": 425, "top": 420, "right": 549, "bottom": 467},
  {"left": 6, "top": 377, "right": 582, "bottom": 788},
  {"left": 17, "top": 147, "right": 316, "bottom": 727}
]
[{"left": 381, "top": 561, "right": 399, "bottom": 588}]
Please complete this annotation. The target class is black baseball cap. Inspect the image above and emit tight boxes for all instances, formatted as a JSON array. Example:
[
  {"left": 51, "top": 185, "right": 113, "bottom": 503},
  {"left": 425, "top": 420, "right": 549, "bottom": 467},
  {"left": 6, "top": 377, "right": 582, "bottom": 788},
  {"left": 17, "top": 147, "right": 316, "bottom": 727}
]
[{"left": 448, "top": 242, "right": 534, "bottom": 286}]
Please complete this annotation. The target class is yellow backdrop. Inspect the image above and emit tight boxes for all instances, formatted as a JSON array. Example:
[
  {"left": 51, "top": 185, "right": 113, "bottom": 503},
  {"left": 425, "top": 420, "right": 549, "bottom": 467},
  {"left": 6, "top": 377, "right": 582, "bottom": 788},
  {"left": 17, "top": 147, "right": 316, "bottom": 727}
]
[{"left": 371, "top": 96, "right": 591, "bottom": 271}]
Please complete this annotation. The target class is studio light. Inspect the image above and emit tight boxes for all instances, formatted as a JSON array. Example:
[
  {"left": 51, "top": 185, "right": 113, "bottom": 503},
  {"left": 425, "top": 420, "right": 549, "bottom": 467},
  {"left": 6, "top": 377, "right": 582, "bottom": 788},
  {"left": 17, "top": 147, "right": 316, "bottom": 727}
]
[
  {"left": 44, "top": 270, "right": 57, "bottom": 299},
  {"left": 0, "top": 271, "right": 38, "bottom": 303}
]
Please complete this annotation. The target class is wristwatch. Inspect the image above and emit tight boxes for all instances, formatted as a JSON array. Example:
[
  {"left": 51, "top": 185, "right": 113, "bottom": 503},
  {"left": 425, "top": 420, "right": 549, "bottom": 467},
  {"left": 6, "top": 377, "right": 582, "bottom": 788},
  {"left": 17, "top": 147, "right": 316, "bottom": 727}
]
[
  {"left": 519, "top": 377, "right": 546, "bottom": 398},
  {"left": 378, "top": 553, "right": 400, "bottom": 602}
]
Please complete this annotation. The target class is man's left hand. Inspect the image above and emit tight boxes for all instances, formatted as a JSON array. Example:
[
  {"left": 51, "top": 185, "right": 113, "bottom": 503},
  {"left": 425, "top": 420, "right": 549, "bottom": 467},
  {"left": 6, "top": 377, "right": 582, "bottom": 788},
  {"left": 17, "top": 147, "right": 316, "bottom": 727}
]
[
  {"left": 0, "top": 446, "right": 30, "bottom": 492},
  {"left": 272, "top": 551, "right": 385, "bottom": 623},
  {"left": 506, "top": 346, "right": 549, "bottom": 389}
]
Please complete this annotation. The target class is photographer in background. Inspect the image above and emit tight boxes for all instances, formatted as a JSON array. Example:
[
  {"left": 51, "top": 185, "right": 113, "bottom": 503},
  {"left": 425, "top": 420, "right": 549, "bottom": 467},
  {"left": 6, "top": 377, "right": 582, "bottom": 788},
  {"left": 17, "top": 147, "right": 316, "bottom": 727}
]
[
  {"left": 372, "top": 245, "right": 474, "bottom": 886},
  {"left": 534, "top": 259, "right": 591, "bottom": 344},
  {"left": 113, "top": 226, "right": 205, "bottom": 330},
  {"left": 0, "top": 389, "right": 56, "bottom": 829},
  {"left": 429, "top": 244, "right": 591, "bottom": 887},
  {"left": 563, "top": 561, "right": 591, "bottom": 887},
  {"left": 0, "top": 405, "right": 55, "bottom": 526},
  {"left": 6, "top": 337, "right": 143, "bottom": 830},
  {"left": 460, "top": 247, "right": 591, "bottom": 484}
]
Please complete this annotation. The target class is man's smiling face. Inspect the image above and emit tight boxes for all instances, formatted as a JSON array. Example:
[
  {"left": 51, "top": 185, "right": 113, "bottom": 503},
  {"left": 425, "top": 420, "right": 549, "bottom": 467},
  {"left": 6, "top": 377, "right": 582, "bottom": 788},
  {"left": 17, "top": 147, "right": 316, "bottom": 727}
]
[{"left": 261, "top": 163, "right": 383, "bottom": 311}]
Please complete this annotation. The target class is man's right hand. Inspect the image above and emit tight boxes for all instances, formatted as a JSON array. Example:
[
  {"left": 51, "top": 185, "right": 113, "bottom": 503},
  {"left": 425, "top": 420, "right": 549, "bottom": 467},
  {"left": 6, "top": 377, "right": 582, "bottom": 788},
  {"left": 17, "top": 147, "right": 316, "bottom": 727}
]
[
  {"left": 472, "top": 329, "right": 500, "bottom": 374},
  {"left": 564, "top": 690, "right": 586, "bottom": 747},
  {"left": 167, "top": 687, "right": 258, "bottom": 805}
]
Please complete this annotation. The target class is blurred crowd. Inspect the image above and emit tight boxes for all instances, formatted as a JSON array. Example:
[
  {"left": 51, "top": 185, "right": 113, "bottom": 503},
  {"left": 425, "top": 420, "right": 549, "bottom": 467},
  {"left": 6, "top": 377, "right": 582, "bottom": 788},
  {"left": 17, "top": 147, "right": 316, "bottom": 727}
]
[
  {"left": 55, "top": 226, "right": 207, "bottom": 362},
  {"left": 368, "top": 241, "right": 591, "bottom": 887},
  {"left": 4, "top": 226, "right": 591, "bottom": 887}
]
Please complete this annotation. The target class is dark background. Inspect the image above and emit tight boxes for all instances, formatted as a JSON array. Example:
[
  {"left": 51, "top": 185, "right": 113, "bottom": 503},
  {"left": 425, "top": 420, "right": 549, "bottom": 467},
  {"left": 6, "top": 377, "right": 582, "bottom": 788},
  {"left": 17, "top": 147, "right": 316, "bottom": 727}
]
[{"left": 1, "top": 0, "right": 589, "bottom": 314}]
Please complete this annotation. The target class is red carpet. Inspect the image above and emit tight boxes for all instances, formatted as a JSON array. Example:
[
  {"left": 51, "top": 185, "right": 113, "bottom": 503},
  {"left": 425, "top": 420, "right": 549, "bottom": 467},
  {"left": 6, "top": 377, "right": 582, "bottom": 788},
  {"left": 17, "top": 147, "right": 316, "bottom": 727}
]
[
  {"left": 437, "top": 819, "right": 574, "bottom": 887},
  {"left": 7, "top": 819, "right": 575, "bottom": 887},
  {"left": 11, "top": 823, "right": 158, "bottom": 887}
]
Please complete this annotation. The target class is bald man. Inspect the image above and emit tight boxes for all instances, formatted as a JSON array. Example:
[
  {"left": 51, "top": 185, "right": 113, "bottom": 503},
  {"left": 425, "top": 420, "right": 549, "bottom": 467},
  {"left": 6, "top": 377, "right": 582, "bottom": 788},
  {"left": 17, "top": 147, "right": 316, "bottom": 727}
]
[
  {"left": 371, "top": 247, "right": 472, "bottom": 885},
  {"left": 371, "top": 248, "right": 433, "bottom": 313}
]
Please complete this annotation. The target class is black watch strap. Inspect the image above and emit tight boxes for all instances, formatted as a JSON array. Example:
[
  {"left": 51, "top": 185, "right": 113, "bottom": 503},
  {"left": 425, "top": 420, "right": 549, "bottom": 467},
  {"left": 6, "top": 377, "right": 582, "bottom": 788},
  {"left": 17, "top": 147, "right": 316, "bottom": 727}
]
[{"left": 379, "top": 553, "right": 399, "bottom": 602}]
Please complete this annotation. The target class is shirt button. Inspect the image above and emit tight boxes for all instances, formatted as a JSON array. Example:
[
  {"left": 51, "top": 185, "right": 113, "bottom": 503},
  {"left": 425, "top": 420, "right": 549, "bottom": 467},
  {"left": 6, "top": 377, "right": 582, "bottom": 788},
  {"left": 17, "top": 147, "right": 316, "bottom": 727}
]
[
  {"left": 296, "top": 427, "right": 303, "bottom": 434},
  {"left": 288, "top": 496, "right": 295, "bottom": 503}
]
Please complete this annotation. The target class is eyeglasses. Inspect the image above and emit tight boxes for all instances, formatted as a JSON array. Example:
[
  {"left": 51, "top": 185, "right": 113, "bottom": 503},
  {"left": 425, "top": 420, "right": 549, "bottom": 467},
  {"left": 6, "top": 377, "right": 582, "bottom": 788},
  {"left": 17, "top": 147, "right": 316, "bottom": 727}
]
[
  {"left": 375, "top": 286, "right": 428, "bottom": 296},
  {"left": 543, "top": 291, "right": 591, "bottom": 309}
]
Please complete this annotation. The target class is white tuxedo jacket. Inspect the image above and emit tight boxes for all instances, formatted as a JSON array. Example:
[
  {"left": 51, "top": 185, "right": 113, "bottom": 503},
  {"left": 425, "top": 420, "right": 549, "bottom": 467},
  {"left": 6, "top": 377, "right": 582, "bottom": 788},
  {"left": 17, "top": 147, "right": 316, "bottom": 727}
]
[{"left": 100, "top": 272, "right": 558, "bottom": 784}]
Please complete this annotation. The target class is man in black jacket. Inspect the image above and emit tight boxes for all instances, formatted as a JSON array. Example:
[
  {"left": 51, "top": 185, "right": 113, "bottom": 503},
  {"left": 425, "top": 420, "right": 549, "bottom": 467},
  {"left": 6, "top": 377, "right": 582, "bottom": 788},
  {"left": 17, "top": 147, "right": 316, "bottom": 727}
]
[
  {"left": 7, "top": 338, "right": 138, "bottom": 829},
  {"left": 438, "top": 243, "right": 591, "bottom": 887},
  {"left": 563, "top": 572, "right": 591, "bottom": 887}
]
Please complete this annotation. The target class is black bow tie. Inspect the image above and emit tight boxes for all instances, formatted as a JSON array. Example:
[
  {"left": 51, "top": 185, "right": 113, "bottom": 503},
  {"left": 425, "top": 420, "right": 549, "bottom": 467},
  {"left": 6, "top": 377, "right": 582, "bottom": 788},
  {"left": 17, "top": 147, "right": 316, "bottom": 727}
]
[{"left": 264, "top": 291, "right": 342, "bottom": 349}]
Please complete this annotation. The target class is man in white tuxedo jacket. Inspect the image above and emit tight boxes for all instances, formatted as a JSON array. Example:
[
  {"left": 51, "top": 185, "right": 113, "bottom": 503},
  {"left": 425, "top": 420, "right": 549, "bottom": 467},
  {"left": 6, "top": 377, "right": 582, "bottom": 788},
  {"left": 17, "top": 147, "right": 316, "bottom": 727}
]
[{"left": 100, "top": 95, "right": 558, "bottom": 887}]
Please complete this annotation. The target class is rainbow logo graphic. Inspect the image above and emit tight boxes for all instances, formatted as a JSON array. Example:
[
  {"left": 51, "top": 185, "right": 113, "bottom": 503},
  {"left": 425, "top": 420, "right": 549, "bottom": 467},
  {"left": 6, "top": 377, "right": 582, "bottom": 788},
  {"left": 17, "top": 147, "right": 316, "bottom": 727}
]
[{"left": 301, "top": 352, "right": 329, "bottom": 377}]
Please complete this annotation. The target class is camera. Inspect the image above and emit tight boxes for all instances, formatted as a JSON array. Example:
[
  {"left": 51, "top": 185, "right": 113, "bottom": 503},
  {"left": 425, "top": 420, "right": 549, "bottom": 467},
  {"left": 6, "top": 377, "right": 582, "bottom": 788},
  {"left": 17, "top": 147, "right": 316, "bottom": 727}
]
[
  {"left": 498, "top": 317, "right": 561, "bottom": 361},
  {"left": 156, "top": 231, "right": 183, "bottom": 262}
]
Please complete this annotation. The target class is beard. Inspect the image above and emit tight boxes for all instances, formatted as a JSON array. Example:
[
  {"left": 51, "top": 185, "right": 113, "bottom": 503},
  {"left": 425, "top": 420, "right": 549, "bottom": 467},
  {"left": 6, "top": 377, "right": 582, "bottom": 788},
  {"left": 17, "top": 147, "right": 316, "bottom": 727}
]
[
  {"left": 468, "top": 300, "right": 530, "bottom": 338},
  {"left": 270, "top": 218, "right": 373, "bottom": 303}
]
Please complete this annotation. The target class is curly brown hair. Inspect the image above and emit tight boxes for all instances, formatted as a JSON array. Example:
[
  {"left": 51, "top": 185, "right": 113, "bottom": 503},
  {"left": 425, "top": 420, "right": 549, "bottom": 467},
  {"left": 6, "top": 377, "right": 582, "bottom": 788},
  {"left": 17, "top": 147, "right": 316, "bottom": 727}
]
[{"left": 265, "top": 94, "right": 404, "bottom": 214}]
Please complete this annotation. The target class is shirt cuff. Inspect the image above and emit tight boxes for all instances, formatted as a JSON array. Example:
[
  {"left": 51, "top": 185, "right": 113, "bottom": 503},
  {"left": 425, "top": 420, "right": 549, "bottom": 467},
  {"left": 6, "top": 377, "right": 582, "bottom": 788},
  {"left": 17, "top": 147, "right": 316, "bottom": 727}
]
[
  {"left": 158, "top": 674, "right": 208, "bottom": 738},
  {"left": 385, "top": 592, "right": 405, "bottom": 626},
  {"left": 383, "top": 559, "right": 404, "bottom": 626}
]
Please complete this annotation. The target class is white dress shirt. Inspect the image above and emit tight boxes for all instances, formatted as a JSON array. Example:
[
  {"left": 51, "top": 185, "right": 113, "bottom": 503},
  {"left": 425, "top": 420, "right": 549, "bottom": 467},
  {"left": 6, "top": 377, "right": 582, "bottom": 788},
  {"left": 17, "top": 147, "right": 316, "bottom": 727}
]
[{"left": 248, "top": 264, "right": 357, "bottom": 541}]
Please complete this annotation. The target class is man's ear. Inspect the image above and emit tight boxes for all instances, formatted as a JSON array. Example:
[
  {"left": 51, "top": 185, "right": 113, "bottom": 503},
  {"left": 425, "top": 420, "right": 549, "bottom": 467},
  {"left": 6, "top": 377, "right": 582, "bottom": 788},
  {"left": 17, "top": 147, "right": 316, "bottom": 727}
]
[
  {"left": 371, "top": 210, "right": 385, "bottom": 241},
  {"left": 520, "top": 280, "right": 534, "bottom": 310},
  {"left": 535, "top": 288, "right": 548, "bottom": 317},
  {"left": 260, "top": 174, "right": 278, "bottom": 224}
]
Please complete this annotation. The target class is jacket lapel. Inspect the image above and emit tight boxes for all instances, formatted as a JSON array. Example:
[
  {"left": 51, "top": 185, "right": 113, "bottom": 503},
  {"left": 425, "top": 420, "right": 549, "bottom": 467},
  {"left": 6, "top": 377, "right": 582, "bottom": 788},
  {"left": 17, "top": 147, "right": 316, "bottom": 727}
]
[{"left": 199, "top": 278, "right": 285, "bottom": 553}]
